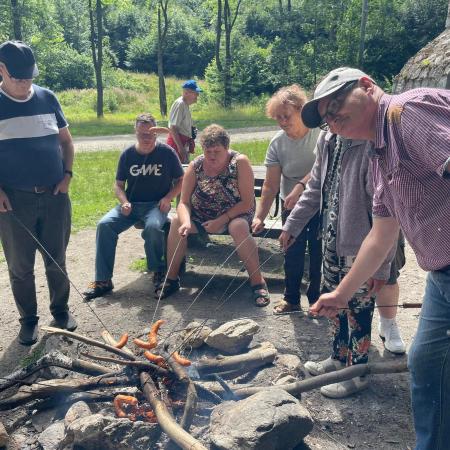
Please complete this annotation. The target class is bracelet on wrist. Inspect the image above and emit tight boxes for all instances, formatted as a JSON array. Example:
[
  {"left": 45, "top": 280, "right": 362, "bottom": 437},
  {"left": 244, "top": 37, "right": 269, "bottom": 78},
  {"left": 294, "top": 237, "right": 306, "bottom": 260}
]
[
  {"left": 64, "top": 170, "right": 73, "bottom": 177},
  {"left": 298, "top": 181, "right": 306, "bottom": 190}
]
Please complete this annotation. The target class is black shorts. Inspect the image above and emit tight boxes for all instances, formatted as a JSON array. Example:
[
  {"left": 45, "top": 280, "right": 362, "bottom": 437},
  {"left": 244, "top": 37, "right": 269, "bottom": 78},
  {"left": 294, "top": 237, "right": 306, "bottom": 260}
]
[{"left": 386, "top": 235, "right": 406, "bottom": 285}]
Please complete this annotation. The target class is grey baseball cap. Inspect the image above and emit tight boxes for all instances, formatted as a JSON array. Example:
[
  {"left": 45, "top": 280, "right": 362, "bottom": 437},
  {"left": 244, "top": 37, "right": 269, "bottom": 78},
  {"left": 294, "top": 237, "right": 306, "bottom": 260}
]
[{"left": 301, "top": 67, "right": 373, "bottom": 128}]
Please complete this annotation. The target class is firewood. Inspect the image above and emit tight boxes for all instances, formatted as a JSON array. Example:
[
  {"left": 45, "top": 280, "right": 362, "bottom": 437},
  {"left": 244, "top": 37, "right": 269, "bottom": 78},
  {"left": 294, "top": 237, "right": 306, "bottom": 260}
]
[
  {"left": 209, "top": 360, "right": 409, "bottom": 399},
  {"left": 80, "top": 352, "right": 169, "bottom": 376},
  {"left": 0, "top": 375, "right": 133, "bottom": 410},
  {"left": 140, "top": 372, "right": 207, "bottom": 450},
  {"left": 162, "top": 350, "right": 198, "bottom": 432},
  {"left": 0, "top": 350, "right": 112, "bottom": 393},
  {"left": 195, "top": 341, "right": 277, "bottom": 376},
  {"left": 41, "top": 326, "right": 136, "bottom": 361}
]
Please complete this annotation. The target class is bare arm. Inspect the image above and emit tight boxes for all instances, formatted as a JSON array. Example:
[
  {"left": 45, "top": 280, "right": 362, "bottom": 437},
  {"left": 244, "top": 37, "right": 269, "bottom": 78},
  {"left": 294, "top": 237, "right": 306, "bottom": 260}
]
[
  {"left": 177, "top": 163, "right": 196, "bottom": 236},
  {"left": 159, "top": 175, "right": 183, "bottom": 213},
  {"left": 54, "top": 127, "right": 74, "bottom": 194},
  {"left": 283, "top": 172, "right": 312, "bottom": 210},
  {"left": 114, "top": 180, "right": 132, "bottom": 216},
  {"left": 252, "top": 165, "right": 281, "bottom": 233},
  {"left": 311, "top": 216, "right": 400, "bottom": 317}
]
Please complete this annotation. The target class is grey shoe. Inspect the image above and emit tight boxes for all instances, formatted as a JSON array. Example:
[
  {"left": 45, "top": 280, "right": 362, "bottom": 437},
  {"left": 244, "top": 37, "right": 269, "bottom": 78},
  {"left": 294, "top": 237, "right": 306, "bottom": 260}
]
[
  {"left": 320, "top": 376, "right": 369, "bottom": 398},
  {"left": 18, "top": 321, "right": 39, "bottom": 345},
  {"left": 304, "top": 356, "right": 345, "bottom": 376},
  {"left": 49, "top": 312, "right": 77, "bottom": 331}
]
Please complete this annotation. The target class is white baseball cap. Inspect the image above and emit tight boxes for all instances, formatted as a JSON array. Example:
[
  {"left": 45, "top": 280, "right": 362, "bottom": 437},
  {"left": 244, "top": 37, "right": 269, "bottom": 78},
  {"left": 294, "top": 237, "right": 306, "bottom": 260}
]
[{"left": 301, "top": 67, "right": 374, "bottom": 128}]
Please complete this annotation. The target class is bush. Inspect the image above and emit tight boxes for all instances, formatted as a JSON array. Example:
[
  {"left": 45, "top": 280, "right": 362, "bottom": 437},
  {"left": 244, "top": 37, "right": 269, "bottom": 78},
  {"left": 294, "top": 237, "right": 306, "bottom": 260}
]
[{"left": 34, "top": 40, "right": 94, "bottom": 91}]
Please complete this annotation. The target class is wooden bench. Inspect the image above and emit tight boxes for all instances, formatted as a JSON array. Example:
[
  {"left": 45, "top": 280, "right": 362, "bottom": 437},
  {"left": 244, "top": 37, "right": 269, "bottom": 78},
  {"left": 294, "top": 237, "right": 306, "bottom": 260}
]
[{"left": 134, "top": 165, "right": 283, "bottom": 239}]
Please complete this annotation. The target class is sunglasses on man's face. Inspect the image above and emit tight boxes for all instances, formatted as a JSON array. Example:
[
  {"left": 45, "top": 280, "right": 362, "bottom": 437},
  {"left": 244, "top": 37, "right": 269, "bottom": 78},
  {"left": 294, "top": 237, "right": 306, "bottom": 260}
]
[{"left": 319, "top": 81, "right": 357, "bottom": 130}]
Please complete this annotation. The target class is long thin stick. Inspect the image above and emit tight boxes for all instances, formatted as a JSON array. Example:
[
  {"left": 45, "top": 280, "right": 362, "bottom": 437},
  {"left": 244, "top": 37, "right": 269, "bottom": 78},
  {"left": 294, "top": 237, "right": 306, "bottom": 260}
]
[{"left": 41, "top": 326, "right": 136, "bottom": 361}]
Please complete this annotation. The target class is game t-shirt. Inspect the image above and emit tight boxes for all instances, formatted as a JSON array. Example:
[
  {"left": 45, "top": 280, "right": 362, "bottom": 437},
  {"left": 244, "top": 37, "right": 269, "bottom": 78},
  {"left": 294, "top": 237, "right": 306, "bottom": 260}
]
[
  {"left": 116, "top": 143, "right": 184, "bottom": 202},
  {"left": 0, "top": 84, "right": 67, "bottom": 189}
]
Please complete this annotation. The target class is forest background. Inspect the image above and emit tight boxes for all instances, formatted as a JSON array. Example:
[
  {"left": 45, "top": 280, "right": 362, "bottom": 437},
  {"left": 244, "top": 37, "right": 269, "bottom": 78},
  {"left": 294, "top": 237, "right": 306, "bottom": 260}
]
[{"left": 0, "top": 0, "right": 448, "bottom": 136}]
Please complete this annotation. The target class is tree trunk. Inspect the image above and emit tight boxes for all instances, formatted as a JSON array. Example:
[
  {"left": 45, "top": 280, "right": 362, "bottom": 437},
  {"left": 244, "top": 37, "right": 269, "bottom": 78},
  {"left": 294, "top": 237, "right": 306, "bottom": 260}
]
[
  {"left": 358, "top": 0, "right": 369, "bottom": 67},
  {"left": 157, "top": 4, "right": 167, "bottom": 117},
  {"left": 10, "top": 0, "right": 22, "bottom": 40},
  {"left": 446, "top": 0, "right": 450, "bottom": 29},
  {"left": 223, "top": 0, "right": 232, "bottom": 108},
  {"left": 215, "top": 0, "right": 223, "bottom": 73},
  {"left": 88, "top": 0, "right": 103, "bottom": 118}
]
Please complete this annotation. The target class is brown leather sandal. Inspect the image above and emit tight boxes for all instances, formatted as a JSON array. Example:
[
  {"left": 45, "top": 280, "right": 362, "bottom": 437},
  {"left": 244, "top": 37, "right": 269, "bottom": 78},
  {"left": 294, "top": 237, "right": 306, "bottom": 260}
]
[{"left": 273, "top": 299, "right": 301, "bottom": 315}]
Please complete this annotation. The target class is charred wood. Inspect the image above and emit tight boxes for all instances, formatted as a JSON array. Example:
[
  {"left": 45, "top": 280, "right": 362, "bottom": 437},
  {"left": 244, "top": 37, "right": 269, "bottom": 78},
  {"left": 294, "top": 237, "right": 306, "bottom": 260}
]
[
  {"left": 0, "top": 351, "right": 112, "bottom": 392},
  {"left": 140, "top": 372, "right": 207, "bottom": 450}
]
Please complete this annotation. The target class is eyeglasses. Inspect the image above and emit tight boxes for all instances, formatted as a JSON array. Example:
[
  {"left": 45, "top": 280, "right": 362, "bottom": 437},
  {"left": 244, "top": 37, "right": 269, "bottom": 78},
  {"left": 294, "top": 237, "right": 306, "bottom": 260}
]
[{"left": 319, "top": 81, "right": 357, "bottom": 130}]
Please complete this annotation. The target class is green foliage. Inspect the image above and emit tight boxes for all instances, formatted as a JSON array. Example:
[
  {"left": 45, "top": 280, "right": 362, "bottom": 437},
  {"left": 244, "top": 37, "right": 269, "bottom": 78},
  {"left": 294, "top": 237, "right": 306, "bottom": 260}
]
[{"left": 34, "top": 39, "right": 94, "bottom": 91}]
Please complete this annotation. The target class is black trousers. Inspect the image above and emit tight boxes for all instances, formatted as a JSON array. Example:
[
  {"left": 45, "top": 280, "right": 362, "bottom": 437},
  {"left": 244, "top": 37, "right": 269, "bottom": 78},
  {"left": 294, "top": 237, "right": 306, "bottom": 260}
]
[
  {"left": 282, "top": 210, "right": 322, "bottom": 305},
  {"left": 0, "top": 188, "right": 71, "bottom": 324}
]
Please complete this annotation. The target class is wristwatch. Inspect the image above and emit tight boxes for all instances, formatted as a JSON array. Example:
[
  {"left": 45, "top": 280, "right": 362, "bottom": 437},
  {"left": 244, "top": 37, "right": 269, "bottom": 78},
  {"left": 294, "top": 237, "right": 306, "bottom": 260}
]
[{"left": 64, "top": 170, "right": 73, "bottom": 177}]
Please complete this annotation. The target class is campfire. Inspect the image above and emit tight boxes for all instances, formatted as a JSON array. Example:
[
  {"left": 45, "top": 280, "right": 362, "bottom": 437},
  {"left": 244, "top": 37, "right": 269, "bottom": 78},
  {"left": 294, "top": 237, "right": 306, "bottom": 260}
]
[{"left": 0, "top": 318, "right": 407, "bottom": 449}]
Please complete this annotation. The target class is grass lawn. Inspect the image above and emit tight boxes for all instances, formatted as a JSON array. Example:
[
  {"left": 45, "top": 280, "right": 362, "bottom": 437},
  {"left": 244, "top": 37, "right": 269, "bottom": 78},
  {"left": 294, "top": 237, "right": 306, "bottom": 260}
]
[
  {"left": 60, "top": 71, "right": 273, "bottom": 137},
  {"left": 71, "top": 140, "right": 270, "bottom": 231}
]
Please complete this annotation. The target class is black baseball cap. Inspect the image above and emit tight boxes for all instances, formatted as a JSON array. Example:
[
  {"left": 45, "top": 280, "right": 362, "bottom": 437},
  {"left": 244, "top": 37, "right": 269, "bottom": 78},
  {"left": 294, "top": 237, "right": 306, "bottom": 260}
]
[{"left": 0, "top": 41, "right": 39, "bottom": 79}]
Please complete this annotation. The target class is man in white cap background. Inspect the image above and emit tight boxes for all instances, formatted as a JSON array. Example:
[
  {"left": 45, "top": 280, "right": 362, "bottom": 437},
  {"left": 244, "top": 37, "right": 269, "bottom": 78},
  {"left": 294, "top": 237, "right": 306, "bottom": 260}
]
[
  {"left": 0, "top": 40, "right": 76, "bottom": 345},
  {"left": 167, "top": 79, "right": 202, "bottom": 163},
  {"left": 299, "top": 67, "right": 450, "bottom": 450}
]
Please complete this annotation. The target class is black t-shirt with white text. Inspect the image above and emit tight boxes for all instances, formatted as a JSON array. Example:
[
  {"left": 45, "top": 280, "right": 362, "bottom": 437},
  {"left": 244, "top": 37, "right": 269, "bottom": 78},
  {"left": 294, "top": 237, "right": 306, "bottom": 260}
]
[{"left": 116, "top": 143, "right": 184, "bottom": 202}]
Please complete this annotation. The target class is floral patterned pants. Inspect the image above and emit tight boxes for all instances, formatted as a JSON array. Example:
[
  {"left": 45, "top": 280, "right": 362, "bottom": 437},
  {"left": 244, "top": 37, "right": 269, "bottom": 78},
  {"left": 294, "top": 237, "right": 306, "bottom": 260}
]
[{"left": 326, "top": 289, "right": 375, "bottom": 366}]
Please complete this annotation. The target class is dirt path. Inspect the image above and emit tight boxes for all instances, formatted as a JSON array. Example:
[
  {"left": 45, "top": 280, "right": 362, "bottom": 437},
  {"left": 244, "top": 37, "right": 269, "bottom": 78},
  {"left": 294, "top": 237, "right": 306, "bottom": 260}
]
[
  {"left": 0, "top": 226, "right": 424, "bottom": 449},
  {"left": 73, "top": 126, "right": 279, "bottom": 152}
]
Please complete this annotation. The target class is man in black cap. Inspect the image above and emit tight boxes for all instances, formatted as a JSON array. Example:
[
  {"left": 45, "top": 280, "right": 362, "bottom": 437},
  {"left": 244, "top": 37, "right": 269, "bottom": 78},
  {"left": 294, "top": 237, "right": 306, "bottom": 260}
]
[
  {"left": 166, "top": 79, "right": 202, "bottom": 163},
  {"left": 0, "top": 40, "right": 76, "bottom": 345}
]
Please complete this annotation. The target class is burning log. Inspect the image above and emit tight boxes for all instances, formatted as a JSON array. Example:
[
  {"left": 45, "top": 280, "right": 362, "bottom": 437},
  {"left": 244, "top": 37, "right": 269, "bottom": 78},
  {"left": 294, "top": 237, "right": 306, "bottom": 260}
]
[
  {"left": 161, "top": 350, "right": 198, "bottom": 432},
  {"left": 0, "top": 350, "right": 113, "bottom": 393},
  {"left": 195, "top": 341, "right": 277, "bottom": 376},
  {"left": 140, "top": 372, "right": 207, "bottom": 450}
]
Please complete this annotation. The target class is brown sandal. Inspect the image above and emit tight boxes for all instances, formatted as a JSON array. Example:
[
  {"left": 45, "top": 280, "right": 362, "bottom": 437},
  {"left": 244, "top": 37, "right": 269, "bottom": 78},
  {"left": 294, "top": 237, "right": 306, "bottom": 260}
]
[{"left": 273, "top": 299, "right": 301, "bottom": 315}]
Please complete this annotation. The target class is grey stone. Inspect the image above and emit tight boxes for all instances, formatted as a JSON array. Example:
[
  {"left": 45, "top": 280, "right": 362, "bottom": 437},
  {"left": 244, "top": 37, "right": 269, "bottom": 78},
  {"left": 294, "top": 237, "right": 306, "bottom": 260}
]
[
  {"left": 64, "top": 401, "right": 91, "bottom": 428},
  {"left": 275, "top": 354, "right": 303, "bottom": 375},
  {"left": 38, "top": 421, "right": 65, "bottom": 450},
  {"left": 210, "top": 388, "right": 313, "bottom": 450},
  {"left": 0, "top": 421, "right": 9, "bottom": 448},
  {"left": 274, "top": 374, "right": 298, "bottom": 385},
  {"left": 180, "top": 321, "right": 212, "bottom": 349},
  {"left": 31, "top": 409, "right": 57, "bottom": 433},
  {"left": 65, "top": 413, "right": 160, "bottom": 450},
  {"left": 205, "top": 319, "right": 260, "bottom": 353}
]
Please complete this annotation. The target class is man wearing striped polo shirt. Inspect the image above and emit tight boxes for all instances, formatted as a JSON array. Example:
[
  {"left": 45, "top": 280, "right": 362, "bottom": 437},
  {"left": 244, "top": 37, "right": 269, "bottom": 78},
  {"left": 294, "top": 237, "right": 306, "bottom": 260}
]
[
  {"left": 301, "top": 67, "right": 450, "bottom": 450},
  {"left": 0, "top": 41, "right": 76, "bottom": 345}
]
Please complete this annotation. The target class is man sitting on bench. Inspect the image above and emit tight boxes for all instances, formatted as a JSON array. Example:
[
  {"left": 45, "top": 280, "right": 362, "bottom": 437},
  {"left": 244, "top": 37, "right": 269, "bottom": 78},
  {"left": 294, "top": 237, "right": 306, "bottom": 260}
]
[{"left": 83, "top": 113, "right": 184, "bottom": 300}]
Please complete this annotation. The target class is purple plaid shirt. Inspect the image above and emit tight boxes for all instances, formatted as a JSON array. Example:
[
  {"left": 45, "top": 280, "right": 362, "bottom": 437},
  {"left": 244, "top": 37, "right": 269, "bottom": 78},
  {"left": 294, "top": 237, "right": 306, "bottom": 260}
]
[{"left": 371, "top": 89, "right": 450, "bottom": 271}]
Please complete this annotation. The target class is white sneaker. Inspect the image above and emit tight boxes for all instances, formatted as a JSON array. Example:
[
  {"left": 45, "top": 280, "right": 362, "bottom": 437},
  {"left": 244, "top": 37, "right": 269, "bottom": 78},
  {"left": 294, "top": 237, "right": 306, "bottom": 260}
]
[
  {"left": 304, "top": 356, "right": 345, "bottom": 376},
  {"left": 320, "top": 376, "right": 369, "bottom": 399},
  {"left": 379, "top": 319, "right": 406, "bottom": 354}
]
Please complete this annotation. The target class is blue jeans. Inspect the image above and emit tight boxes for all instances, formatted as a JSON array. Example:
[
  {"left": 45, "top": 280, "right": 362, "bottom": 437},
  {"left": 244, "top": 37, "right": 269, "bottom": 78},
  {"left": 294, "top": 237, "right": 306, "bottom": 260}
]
[
  {"left": 95, "top": 202, "right": 168, "bottom": 280},
  {"left": 408, "top": 269, "right": 450, "bottom": 450}
]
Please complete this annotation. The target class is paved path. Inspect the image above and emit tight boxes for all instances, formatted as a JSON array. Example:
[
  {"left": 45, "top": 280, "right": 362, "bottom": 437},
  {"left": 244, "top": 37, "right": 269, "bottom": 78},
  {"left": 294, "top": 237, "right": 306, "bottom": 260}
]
[{"left": 73, "top": 126, "right": 279, "bottom": 152}]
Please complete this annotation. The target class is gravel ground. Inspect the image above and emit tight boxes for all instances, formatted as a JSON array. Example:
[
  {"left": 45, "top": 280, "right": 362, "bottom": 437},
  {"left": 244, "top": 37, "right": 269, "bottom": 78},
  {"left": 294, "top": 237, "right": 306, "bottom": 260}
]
[{"left": 0, "top": 226, "right": 424, "bottom": 449}]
